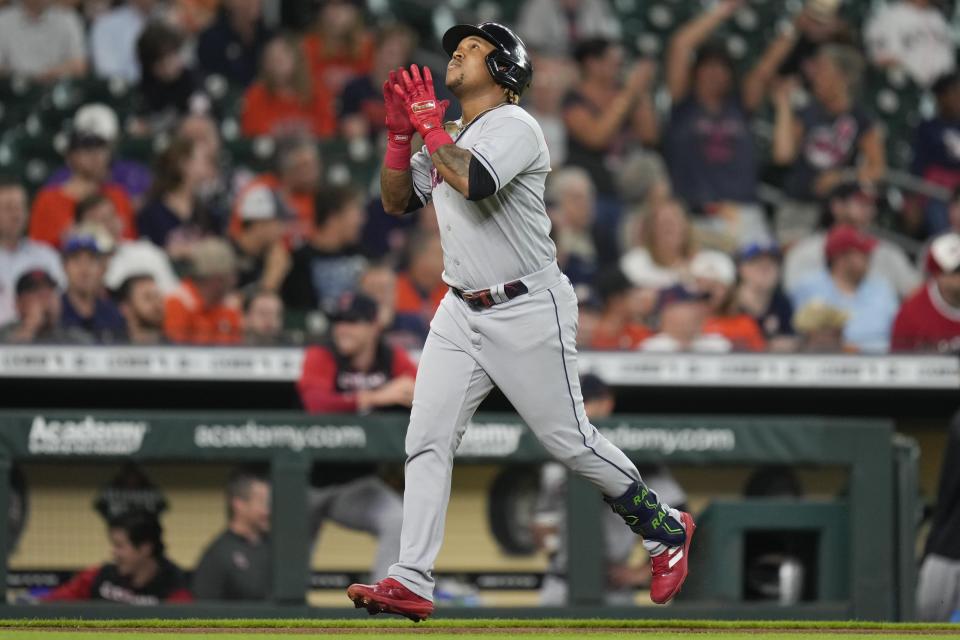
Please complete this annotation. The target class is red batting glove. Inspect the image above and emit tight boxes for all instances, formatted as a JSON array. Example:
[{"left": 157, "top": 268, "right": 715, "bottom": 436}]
[
  {"left": 383, "top": 69, "right": 416, "bottom": 170},
  {"left": 392, "top": 64, "right": 452, "bottom": 156}
]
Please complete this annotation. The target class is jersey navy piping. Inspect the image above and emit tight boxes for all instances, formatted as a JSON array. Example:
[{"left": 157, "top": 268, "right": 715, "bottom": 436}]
[
  {"left": 547, "top": 288, "right": 638, "bottom": 484},
  {"left": 470, "top": 148, "right": 501, "bottom": 190}
]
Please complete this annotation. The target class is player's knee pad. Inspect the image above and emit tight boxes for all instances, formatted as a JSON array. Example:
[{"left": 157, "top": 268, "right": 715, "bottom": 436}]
[{"left": 603, "top": 481, "right": 686, "bottom": 547}]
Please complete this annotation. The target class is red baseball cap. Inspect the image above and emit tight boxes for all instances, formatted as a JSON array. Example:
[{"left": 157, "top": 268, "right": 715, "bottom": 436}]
[{"left": 824, "top": 225, "right": 877, "bottom": 261}]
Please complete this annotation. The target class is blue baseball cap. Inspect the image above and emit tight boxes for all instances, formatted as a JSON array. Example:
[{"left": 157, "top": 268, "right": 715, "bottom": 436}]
[
  {"left": 62, "top": 227, "right": 113, "bottom": 256},
  {"left": 656, "top": 284, "right": 709, "bottom": 313},
  {"left": 736, "top": 241, "right": 781, "bottom": 263}
]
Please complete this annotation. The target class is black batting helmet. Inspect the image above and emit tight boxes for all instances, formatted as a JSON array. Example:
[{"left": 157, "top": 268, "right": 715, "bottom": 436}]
[{"left": 442, "top": 22, "right": 533, "bottom": 97}]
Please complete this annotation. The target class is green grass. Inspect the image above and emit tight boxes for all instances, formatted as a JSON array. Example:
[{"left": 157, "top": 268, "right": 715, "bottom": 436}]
[
  {"left": 3, "top": 618, "right": 960, "bottom": 631},
  {"left": 4, "top": 634, "right": 960, "bottom": 640},
  {"left": 2, "top": 619, "right": 960, "bottom": 639}
]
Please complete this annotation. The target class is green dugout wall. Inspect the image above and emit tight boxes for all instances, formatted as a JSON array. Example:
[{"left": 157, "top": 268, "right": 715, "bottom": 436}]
[{"left": 0, "top": 411, "right": 918, "bottom": 621}]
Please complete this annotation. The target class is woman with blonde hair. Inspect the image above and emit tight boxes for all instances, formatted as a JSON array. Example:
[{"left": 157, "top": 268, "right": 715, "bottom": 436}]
[
  {"left": 620, "top": 198, "right": 697, "bottom": 290},
  {"left": 241, "top": 34, "right": 336, "bottom": 138}
]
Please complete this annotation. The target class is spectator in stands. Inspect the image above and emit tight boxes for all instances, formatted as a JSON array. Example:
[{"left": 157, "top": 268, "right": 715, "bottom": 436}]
[
  {"left": 620, "top": 198, "right": 697, "bottom": 291},
  {"left": 642, "top": 284, "right": 732, "bottom": 353},
  {"left": 0, "top": 269, "right": 66, "bottom": 344},
  {"left": 661, "top": 0, "right": 776, "bottom": 246},
  {"left": 164, "top": 238, "right": 242, "bottom": 344},
  {"left": 892, "top": 232, "right": 960, "bottom": 354},
  {"left": 43, "top": 511, "right": 191, "bottom": 604},
  {"left": 282, "top": 185, "right": 367, "bottom": 315},
  {"left": 240, "top": 34, "right": 336, "bottom": 139},
  {"left": 302, "top": 0, "right": 374, "bottom": 99},
  {"left": 909, "top": 72, "right": 960, "bottom": 237},
  {"left": 29, "top": 128, "right": 136, "bottom": 249},
  {"left": 231, "top": 185, "right": 291, "bottom": 294},
  {"left": 48, "top": 105, "right": 153, "bottom": 209},
  {"left": 548, "top": 167, "right": 598, "bottom": 291},
  {"left": 916, "top": 409, "right": 960, "bottom": 621},
  {"left": 589, "top": 268, "right": 651, "bottom": 350},
  {"left": 392, "top": 232, "right": 445, "bottom": 346},
  {"left": 517, "top": 0, "right": 620, "bottom": 56},
  {"left": 358, "top": 263, "right": 397, "bottom": 333},
  {"left": 0, "top": 0, "right": 86, "bottom": 82},
  {"left": 192, "top": 468, "right": 271, "bottom": 600},
  {"left": 74, "top": 193, "right": 179, "bottom": 296},
  {"left": 533, "top": 373, "right": 687, "bottom": 605},
  {"left": 299, "top": 292, "right": 416, "bottom": 413},
  {"left": 773, "top": 46, "right": 886, "bottom": 243},
  {"left": 137, "top": 137, "right": 218, "bottom": 258},
  {"left": 526, "top": 55, "right": 575, "bottom": 168},
  {"left": 339, "top": 24, "right": 416, "bottom": 141},
  {"left": 563, "top": 38, "right": 657, "bottom": 257},
  {"left": 116, "top": 274, "right": 165, "bottom": 345},
  {"left": 197, "top": 0, "right": 271, "bottom": 88},
  {"left": 783, "top": 183, "right": 920, "bottom": 298},
  {"left": 691, "top": 250, "right": 766, "bottom": 351},
  {"left": 243, "top": 289, "right": 285, "bottom": 345},
  {"left": 60, "top": 226, "right": 126, "bottom": 343},
  {"left": 735, "top": 242, "right": 796, "bottom": 351},
  {"left": 297, "top": 293, "right": 408, "bottom": 581},
  {"left": 134, "top": 21, "right": 208, "bottom": 134},
  {"left": 90, "top": 0, "right": 158, "bottom": 82},
  {"left": 788, "top": 225, "right": 899, "bottom": 353},
  {"left": 231, "top": 135, "right": 323, "bottom": 245},
  {"left": 0, "top": 177, "right": 64, "bottom": 327},
  {"left": 865, "top": 0, "right": 954, "bottom": 88},
  {"left": 793, "top": 300, "right": 852, "bottom": 353}
]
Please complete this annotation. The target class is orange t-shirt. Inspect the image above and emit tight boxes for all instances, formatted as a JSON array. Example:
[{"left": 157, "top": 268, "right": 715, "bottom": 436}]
[
  {"left": 164, "top": 279, "right": 242, "bottom": 345},
  {"left": 394, "top": 273, "right": 446, "bottom": 316},
  {"left": 240, "top": 82, "right": 336, "bottom": 139},
  {"left": 229, "top": 174, "right": 315, "bottom": 245},
  {"left": 302, "top": 33, "right": 375, "bottom": 97},
  {"left": 29, "top": 184, "right": 135, "bottom": 248},
  {"left": 703, "top": 315, "right": 766, "bottom": 352},
  {"left": 589, "top": 323, "right": 653, "bottom": 350}
]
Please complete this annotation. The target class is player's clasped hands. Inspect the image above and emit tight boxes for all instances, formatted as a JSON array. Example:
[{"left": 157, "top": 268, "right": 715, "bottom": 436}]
[{"left": 385, "top": 64, "right": 450, "bottom": 137}]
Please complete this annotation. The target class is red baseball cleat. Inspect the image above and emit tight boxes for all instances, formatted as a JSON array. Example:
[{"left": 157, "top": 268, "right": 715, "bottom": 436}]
[
  {"left": 346, "top": 578, "right": 434, "bottom": 622},
  {"left": 649, "top": 511, "right": 696, "bottom": 604}
]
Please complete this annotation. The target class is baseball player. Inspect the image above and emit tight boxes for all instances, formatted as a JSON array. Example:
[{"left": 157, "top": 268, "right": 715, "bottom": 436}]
[{"left": 347, "top": 23, "right": 695, "bottom": 621}]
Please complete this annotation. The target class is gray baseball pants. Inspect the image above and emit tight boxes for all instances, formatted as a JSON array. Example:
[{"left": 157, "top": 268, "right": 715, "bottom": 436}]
[{"left": 388, "top": 261, "right": 647, "bottom": 601}]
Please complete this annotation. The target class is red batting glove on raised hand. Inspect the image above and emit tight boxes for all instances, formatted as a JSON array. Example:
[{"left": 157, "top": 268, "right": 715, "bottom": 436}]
[
  {"left": 392, "top": 64, "right": 452, "bottom": 156},
  {"left": 383, "top": 69, "right": 416, "bottom": 170}
]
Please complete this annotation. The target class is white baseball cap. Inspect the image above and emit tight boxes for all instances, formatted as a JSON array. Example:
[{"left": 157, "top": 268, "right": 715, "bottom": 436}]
[
  {"left": 690, "top": 250, "right": 737, "bottom": 286},
  {"left": 238, "top": 185, "right": 285, "bottom": 222},
  {"left": 929, "top": 232, "right": 960, "bottom": 274},
  {"left": 73, "top": 103, "right": 119, "bottom": 143}
]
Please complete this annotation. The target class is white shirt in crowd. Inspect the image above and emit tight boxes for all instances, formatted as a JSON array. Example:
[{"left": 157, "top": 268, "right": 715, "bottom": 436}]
[
  {"left": 517, "top": 0, "right": 621, "bottom": 56},
  {"left": 90, "top": 5, "right": 150, "bottom": 82},
  {"left": 0, "top": 4, "right": 85, "bottom": 77},
  {"left": 865, "top": 1, "right": 955, "bottom": 87},
  {"left": 0, "top": 239, "right": 66, "bottom": 326},
  {"left": 619, "top": 248, "right": 691, "bottom": 290},
  {"left": 641, "top": 332, "right": 733, "bottom": 353}
]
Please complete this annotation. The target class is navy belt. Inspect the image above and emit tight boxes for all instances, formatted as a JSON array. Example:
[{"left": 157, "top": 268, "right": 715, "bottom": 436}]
[{"left": 452, "top": 280, "right": 529, "bottom": 310}]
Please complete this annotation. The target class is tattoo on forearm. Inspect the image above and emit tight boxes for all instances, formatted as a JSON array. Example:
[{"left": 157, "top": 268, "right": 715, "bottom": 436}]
[
  {"left": 380, "top": 166, "right": 413, "bottom": 212},
  {"left": 432, "top": 145, "right": 472, "bottom": 180}
]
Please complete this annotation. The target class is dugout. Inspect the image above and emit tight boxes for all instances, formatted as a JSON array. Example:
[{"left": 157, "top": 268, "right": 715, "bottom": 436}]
[{"left": 0, "top": 410, "right": 919, "bottom": 621}]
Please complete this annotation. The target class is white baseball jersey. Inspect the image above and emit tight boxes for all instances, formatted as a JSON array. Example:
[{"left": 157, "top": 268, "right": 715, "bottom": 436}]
[{"left": 409, "top": 103, "right": 555, "bottom": 291}]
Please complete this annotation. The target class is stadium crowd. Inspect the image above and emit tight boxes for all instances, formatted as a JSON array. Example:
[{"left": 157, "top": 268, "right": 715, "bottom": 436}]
[{"left": 0, "top": 0, "right": 957, "bottom": 357}]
